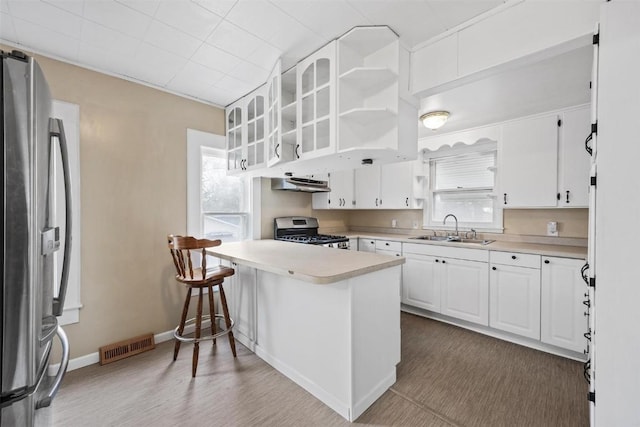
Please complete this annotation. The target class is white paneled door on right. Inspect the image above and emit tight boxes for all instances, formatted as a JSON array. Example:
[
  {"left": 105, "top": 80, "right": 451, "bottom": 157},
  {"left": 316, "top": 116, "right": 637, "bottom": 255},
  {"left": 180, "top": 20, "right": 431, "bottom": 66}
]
[
  {"left": 402, "top": 253, "right": 440, "bottom": 312},
  {"left": 441, "top": 257, "right": 489, "bottom": 326}
]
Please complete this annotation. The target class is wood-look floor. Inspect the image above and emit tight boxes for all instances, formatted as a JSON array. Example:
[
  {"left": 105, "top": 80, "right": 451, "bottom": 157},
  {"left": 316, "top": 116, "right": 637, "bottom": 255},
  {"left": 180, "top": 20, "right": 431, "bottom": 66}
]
[{"left": 41, "top": 313, "right": 588, "bottom": 426}]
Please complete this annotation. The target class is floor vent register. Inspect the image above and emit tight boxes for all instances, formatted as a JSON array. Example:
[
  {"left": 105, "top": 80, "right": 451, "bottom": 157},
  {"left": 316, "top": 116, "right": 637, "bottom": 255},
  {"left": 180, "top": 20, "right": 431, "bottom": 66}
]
[{"left": 99, "top": 333, "right": 156, "bottom": 365}]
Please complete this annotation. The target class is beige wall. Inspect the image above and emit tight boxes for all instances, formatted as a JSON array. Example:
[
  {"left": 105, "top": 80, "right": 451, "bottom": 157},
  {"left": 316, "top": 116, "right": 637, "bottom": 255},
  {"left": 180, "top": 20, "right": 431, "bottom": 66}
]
[
  {"left": 8, "top": 47, "right": 225, "bottom": 358},
  {"left": 504, "top": 208, "right": 588, "bottom": 238}
]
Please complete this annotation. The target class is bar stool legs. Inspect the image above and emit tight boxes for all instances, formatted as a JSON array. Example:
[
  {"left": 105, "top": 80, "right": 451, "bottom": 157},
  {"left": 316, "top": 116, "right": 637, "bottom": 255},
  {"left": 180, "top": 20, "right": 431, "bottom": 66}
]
[
  {"left": 218, "top": 283, "right": 237, "bottom": 357},
  {"left": 173, "top": 282, "right": 236, "bottom": 377},
  {"left": 174, "top": 287, "right": 192, "bottom": 362}
]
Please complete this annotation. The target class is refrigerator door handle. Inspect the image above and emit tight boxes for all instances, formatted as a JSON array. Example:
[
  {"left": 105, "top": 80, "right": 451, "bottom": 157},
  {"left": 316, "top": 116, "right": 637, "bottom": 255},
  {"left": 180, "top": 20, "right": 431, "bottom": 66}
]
[
  {"left": 35, "top": 326, "right": 69, "bottom": 409},
  {"left": 49, "top": 118, "right": 72, "bottom": 317}
]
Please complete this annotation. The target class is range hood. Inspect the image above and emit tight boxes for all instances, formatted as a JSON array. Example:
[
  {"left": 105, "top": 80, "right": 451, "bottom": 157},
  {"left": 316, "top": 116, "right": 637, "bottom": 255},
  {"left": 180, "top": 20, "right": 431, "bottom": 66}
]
[{"left": 271, "top": 177, "right": 331, "bottom": 193}]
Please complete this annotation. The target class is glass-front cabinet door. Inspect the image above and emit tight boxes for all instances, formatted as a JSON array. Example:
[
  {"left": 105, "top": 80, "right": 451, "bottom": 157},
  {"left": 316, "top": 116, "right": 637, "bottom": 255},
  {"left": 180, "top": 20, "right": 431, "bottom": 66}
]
[
  {"left": 296, "top": 41, "right": 336, "bottom": 160},
  {"left": 226, "top": 102, "right": 244, "bottom": 173},
  {"left": 245, "top": 85, "right": 266, "bottom": 170}
]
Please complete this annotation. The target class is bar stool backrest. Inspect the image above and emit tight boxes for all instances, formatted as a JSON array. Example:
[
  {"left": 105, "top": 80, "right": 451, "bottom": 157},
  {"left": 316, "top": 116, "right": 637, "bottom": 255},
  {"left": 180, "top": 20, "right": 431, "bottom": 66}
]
[{"left": 167, "top": 235, "right": 222, "bottom": 281}]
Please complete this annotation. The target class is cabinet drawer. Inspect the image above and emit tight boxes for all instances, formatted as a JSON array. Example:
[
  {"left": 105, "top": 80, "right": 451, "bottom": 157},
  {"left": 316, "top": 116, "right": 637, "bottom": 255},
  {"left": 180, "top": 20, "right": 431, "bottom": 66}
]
[
  {"left": 490, "top": 251, "right": 540, "bottom": 269},
  {"left": 376, "top": 240, "right": 402, "bottom": 252},
  {"left": 402, "top": 243, "right": 488, "bottom": 262}
]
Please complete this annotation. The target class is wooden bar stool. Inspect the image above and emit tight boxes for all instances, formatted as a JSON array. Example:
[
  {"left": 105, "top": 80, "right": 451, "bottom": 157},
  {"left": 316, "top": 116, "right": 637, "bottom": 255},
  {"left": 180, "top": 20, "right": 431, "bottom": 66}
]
[{"left": 167, "top": 235, "right": 237, "bottom": 377}]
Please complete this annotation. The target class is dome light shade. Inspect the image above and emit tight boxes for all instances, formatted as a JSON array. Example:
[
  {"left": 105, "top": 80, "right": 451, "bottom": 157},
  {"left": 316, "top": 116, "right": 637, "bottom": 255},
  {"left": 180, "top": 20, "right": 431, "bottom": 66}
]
[{"left": 420, "top": 111, "right": 450, "bottom": 130}]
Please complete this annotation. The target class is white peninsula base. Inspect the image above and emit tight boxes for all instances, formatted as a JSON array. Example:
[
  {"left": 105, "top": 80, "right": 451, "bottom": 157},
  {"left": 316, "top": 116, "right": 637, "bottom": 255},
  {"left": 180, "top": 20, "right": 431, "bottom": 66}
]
[{"left": 253, "top": 267, "right": 401, "bottom": 421}]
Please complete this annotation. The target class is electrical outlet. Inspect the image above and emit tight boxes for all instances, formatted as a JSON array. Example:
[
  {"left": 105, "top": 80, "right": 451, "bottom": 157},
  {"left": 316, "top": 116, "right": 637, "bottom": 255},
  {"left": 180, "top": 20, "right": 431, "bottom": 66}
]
[
  {"left": 391, "top": 219, "right": 397, "bottom": 228},
  {"left": 412, "top": 220, "right": 419, "bottom": 229},
  {"left": 547, "top": 221, "right": 558, "bottom": 237}
]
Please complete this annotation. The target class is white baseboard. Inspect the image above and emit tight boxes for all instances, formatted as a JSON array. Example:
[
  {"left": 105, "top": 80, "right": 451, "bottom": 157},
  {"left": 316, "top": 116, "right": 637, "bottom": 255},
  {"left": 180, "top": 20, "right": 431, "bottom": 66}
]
[{"left": 48, "top": 321, "right": 212, "bottom": 375}]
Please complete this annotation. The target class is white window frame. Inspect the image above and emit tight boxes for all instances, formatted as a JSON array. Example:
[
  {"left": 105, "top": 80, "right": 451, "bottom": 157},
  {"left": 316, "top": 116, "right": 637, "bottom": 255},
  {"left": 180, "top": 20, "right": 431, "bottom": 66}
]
[
  {"left": 186, "top": 129, "right": 251, "bottom": 241},
  {"left": 423, "top": 144, "right": 503, "bottom": 233}
]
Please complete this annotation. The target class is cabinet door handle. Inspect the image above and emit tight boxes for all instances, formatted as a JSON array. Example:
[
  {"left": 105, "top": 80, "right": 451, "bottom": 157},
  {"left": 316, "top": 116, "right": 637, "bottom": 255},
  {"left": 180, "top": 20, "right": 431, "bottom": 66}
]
[
  {"left": 544, "top": 259, "right": 550, "bottom": 264},
  {"left": 503, "top": 193, "right": 507, "bottom": 205},
  {"left": 275, "top": 143, "right": 280, "bottom": 158},
  {"left": 295, "top": 144, "right": 300, "bottom": 158},
  {"left": 511, "top": 255, "right": 517, "bottom": 260},
  {"left": 405, "top": 197, "right": 409, "bottom": 206},
  {"left": 385, "top": 242, "right": 390, "bottom": 246},
  {"left": 435, "top": 259, "right": 439, "bottom": 263},
  {"left": 566, "top": 190, "right": 570, "bottom": 203},
  {"left": 375, "top": 198, "right": 378, "bottom": 207},
  {"left": 492, "top": 266, "right": 497, "bottom": 270},
  {"left": 441, "top": 260, "right": 446, "bottom": 264}
]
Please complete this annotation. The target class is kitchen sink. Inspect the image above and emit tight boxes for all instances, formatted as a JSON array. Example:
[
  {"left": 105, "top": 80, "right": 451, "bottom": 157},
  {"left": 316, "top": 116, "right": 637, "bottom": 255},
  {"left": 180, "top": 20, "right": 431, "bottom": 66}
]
[{"left": 409, "top": 236, "right": 495, "bottom": 245}]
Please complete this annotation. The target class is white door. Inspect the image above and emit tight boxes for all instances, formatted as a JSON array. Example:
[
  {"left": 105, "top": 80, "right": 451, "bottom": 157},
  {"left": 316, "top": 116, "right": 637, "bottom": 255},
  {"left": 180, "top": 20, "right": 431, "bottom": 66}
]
[
  {"left": 402, "top": 253, "right": 441, "bottom": 312},
  {"left": 266, "top": 60, "right": 284, "bottom": 167},
  {"left": 500, "top": 113, "right": 559, "bottom": 207},
  {"left": 331, "top": 169, "right": 354, "bottom": 209},
  {"left": 441, "top": 258, "right": 489, "bottom": 326},
  {"left": 489, "top": 264, "right": 541, "bottom": 339},
  {"left": 541, "top": 257, "right": 588, "bottom": 353}
]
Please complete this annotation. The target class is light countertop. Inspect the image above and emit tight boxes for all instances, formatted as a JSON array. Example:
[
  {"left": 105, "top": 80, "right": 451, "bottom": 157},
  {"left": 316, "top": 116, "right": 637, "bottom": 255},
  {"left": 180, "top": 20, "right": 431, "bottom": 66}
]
[
  {"left": 346, "top": 232, "right": 587, "bottom": 260},
  {"left": 206, "top": 240, "right": 405, "bottom": 285}
]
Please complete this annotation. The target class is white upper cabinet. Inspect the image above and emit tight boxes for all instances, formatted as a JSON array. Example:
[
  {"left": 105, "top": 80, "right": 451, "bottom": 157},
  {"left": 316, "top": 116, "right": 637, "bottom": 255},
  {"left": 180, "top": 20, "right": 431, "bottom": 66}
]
[
  {"left": 338, "top": 26, "right": 417, "bottom": 160},
  {"left": 558, "top": 105, "right": 590, "bottom": 207},
  {"left": 266, "top": 60, "right": 295, "bottom": 168},
  {"left": 226, "top": 86, "right": 267, "bottom": 173},
  {"left": 500, "top": 113, "right": 559, "bottom": 208},
  {"left": 353, "top": 160, "right": 424, "bottom": 210},
  {"left": 296, "top": 42, "right": 337, "bottom": 161},
  {"left": 411, "top": 1, "right": 599, "bottom": 96},
  {"left": 311, "top": 169, "right": 354, "bottom": 209}
]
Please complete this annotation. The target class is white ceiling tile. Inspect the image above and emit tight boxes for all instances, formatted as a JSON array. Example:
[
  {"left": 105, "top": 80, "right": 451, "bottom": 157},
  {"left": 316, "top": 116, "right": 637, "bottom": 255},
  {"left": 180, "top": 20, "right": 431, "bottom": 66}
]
[
  {"left": 206, "top": 20, "right": 262, "bottom": 59},
  {"left": 225, "top": 0, "right": 291, "bottom": 42},
  {"left": 0, "top": 12, "right": 17, "bottom": 42},
  {"left": 270, "top": 0, "right": 369, "bottom": 39},
  {"left": 116, "top": 0, "right": 160, "bottom": 17},
  {"left": 267, "top": 18, "right": 323, "bottom": 54},
  {"left": 6, "top": 0, "right": 83, "bottom": 38},
  {"left": 346, "top": 0, "right": 446, "bottom": 47},
  {"left": 201, "top": 84, "right": 237, "bottom": 105},
  {"left": 426, "top": 0, "right": 503, "bottom": 32},
  {"left": 192, "top": 0, "right": 238, "bottom": 17},
  {"left": 167, "top": 60, "right": 225, "bottom": 90},
  {"left": 144, "top": 20, "right": 202, "bottom": 58},
  {"left": 0, "top": 1, "right": 9, "bottom": 14},
  {"left": 83, "top": 1, "right": 152, "bottom": 39},
  {"left": 78, "top": 42, "right": 135, "bottom": 76},
  {"left": 215, "top": 73, "right": 255, "bottom": 95},
  {"left": 127, "top": 43, "right": 188, "bottom": 85},
  {"left": 191, "top": 42, "right": 241, "bottom": 74},
  {"left": 245, "top": 40, "right": 281, "bottom": 70},
  {"left": 12, "top": 17, "right": 80, "bottom": 61},
  {"left": 229, "top": 60, "right": 269, "bottom": 87},
  {"left": 43, "top": 0, "right": 84, "bottom": 16},
  {"left": 81, "top": 21, "right": 141, "bottom": 56},
  {"left": 154, "top": 1, "right": 222, "bottom": 40}
]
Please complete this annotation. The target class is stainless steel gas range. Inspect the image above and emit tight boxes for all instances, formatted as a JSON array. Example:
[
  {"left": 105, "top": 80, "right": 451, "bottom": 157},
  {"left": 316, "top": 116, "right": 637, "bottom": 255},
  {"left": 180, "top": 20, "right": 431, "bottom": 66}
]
[{"left": 274, "top": 217, "right": 349, "bottom": 249}]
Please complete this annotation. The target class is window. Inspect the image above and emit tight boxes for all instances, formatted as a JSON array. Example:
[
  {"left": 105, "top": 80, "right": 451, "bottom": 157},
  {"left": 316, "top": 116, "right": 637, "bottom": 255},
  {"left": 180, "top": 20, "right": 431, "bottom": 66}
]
[
  {"left": 425, "top": 148, "right": 502, "bottom": 231},
  {"left": 187, "top": 129, "right": 249, "bottom": 241}
]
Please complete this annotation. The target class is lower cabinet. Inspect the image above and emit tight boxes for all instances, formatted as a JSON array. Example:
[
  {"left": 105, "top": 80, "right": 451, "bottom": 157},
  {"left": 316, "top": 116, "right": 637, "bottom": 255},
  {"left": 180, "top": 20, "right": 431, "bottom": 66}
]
[
  {"left": 441, "top": 257, "right": 489, "bottom": 326},
  {"left": 489, "top": 252, "right": 541, "bottom": 340},
  {"left": 402, "top": 243, "right": 489, "bottom": 326},
  {"left": 402, "top": 253, "right": 440, "bottom": 312},
  {"left": 541, "top": 256, "right": 588, "bottom": 353},
  {"left": 358, "top": 238, "right": 376, "bottom": 253}
]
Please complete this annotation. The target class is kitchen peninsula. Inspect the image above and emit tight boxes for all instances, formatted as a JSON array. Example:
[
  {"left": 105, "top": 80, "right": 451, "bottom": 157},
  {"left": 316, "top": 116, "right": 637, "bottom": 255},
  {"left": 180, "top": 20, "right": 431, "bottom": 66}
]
[{"left": 207, "top": 240, "right": 404, "bottom": 422}]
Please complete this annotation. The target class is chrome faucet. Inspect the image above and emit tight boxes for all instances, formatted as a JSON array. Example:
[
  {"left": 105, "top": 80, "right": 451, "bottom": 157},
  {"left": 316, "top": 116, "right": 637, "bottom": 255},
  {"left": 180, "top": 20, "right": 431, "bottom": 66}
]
[{"left": 443, "top": 214, "right": 458, "bottom": 237}]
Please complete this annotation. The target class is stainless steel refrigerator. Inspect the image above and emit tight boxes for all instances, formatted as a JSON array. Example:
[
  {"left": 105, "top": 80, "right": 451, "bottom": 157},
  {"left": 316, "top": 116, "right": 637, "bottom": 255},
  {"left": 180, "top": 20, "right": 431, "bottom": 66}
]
[{"left": 1, "top": 50, "right": 72, "bottom": 425}]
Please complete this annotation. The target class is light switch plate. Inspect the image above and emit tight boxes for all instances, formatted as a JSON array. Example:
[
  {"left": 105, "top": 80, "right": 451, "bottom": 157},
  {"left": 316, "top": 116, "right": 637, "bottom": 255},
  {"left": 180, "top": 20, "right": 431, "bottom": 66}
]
[{"left": 547, "top": 221, "right": 558, "bottom": 236}]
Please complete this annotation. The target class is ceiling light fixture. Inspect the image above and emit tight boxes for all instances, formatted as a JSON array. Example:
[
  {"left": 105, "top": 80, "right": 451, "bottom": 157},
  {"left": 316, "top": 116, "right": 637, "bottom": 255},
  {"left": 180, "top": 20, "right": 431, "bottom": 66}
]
[{"left": 420, "top": 111, "right": 450, "bottom": 130}]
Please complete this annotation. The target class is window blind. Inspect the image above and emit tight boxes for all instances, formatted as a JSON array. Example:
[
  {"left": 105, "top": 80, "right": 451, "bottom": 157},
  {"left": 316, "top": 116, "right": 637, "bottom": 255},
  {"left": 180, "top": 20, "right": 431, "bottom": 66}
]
[{"left": 433, "top": 151, "right": 495, "bottom": 190}]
